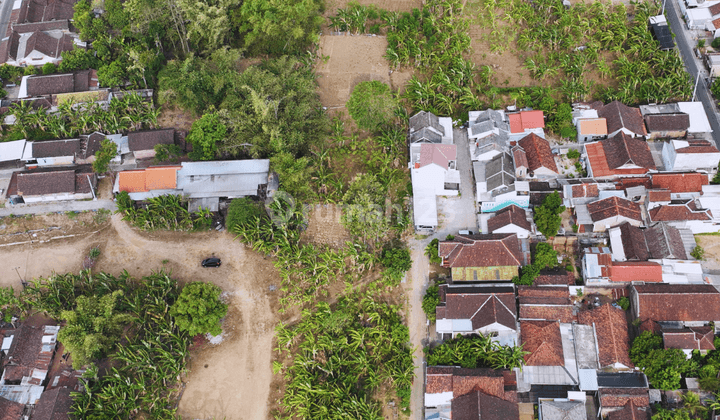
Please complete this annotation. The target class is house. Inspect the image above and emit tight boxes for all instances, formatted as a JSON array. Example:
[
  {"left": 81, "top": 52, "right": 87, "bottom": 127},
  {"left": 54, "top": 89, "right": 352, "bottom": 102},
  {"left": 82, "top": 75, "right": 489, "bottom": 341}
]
[
  {"left": 486, "top": 205, "right": 532, "bottom": 238},
  {"left": 597, "top": 101, "right": 647, "bottom": 138},
  {"left": 425, "top": 366, "right": 517, "bottom": 419},
  {"left": 651, "top": 172, "right": 709, "bottom": 197},
  {"left": 606, "top": 400, "right": 651, "bottom": 420},
  {"left": 127, "top": 129, "right": 175, "bottom": 159},
  {"left": 582, "top": 247, "right": 663, "bottom": 284},
  {"left": 435, "top": 284, "right": 518, "bottom": 344},
  {"left": 630, "top": 283, "right": 720, "bottom": 327},
  {"left": 608, "top": 222, "right": 689, "bottom": 262},
  {"left": 647, "top": 199, "right": 714, "bottom": 233},
  {"left": 507, "top": 110, "right": 545, "bottom": 141},
  {"left": 6, "top": 168, "right": 96, "bottom": 204},
  {"left": 584, "top": 133, "right": 656, "bottom": 178},
  {"left": 649, "top": 15, "right": 675, "bottom": 50},
  {"left": 562, "top": 182, "right": 613, "bottom": 208},
  {"left": 643, "top": 113, "right": 689, "bottom": 140},
  {"left": 686, "top": 6, "right": 712, "bottom": 29},
  {"left": 520, "top": 320, "right": 565, "bottom": 367},
  {"left": 19, "top": 70, "right": 98, "bottom": 98},
  {"left": 438, "top": 234, "right": 526, "bottom": 282},
  {"left": 451, "top": 390, "right": 520, "bottom": 420},
  {"left": 518, "top": 286, "right": 576, "bottom": 323},
  {"left": 26, "top": 138, "right": 81, "bottom": 167},
  {"left": 474, "top": 152, "right": 516, "bottom": 201},
  {"left": 114, "top": 160, "right": 275, "bottom": 210},
  {"left": 662, "top": 140, "right": 720, "bottom": 172},
  {"left": 0, "top": 396, "right": 24, "bottom": 420},
  {"left": 662, "top": 326, "right": 715, "bottom": 356},
  {"left": 596, "top": 372, "right": 650, "bottom": 418},
  {"left": 411, "top": 144, "right": 459, "bottom": 195},
  {"left": 587, "top": 196, "right": 643, "bottom": 232},
  {"left": 533, "top": 271, "right": 575, "bottom": 286},
  {"left": 409, "top": 110, "right": 452, "bottom": 144},
  {"left": 577, "top": 304, "right": 633, "bottom": 370},
  {"left": 539, "top": 398, "right": 585, "bottom": 420},
  {"left": 575, "top": 118, "right": 608, "bottom": 143},
  {"left": 32, "top": 387, "right": 74, "bottom": 420},
  {"left": 677, "top": 102, "right": 713, "bottom": 138},
  {"left": 516, "top": 133, "right": 558, "bottom": 177},
  {"left": 467, "top": 109, "right": 510, "bottom": 161}
]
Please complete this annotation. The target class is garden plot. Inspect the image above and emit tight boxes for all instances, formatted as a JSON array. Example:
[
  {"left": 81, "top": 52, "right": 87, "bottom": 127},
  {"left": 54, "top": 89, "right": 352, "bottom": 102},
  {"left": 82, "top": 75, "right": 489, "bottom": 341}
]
[
  {"left": 300, "top": 204, "right": 352, "bottom": 247},
  {"left": 316, "top": 35, "right": 413, "bottom": 108}
]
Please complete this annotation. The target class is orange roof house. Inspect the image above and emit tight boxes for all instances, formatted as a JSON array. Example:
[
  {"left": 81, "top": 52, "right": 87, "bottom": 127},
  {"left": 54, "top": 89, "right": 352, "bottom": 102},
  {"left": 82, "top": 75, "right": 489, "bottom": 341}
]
[
  {"left": 117, "top": 166, "right": 180, "bottom": 193},
  {"left": 610, "top": 262, "right": 663, "bottom": 283},
  {"left": 508, "top": 110, "right": 545, "bottom": 134},
  {"left": 579, "top": 118, "right": 608, "bottom": 136}
]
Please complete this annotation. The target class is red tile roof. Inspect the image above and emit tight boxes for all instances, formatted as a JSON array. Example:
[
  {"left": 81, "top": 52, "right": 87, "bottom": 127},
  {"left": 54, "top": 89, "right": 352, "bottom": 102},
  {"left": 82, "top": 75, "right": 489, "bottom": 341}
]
[
  {"left": 487, "top": 205, "right": 531, "bottom": 233},
  {"left": 117, "top": 166, "right": 181, "bottom": 193},
  {"left": 518, "top": 133, "right": 558, "bottom": 174},
  {"left": 610, "top": 262, "right": 663, "bottom": 283},
  {"left": 633, "top": 284, "right": 720, "bottom": 322},
  {"left": 662, "top": 326, "right": 716, "bottom": 351},
  {"left": 571, "top": 183, "right": 600, "bottom": 198},
  {"left": 585, "top": 133, "right": 655, "bottom": 177},
  {"left": 606, "top": 401, "right": 651, "bottom": 420},
  {"left": 512, "top": 146, "right": 529, "bottom": 169},
  {"left": 438, "top": 234, "right": 523, "bottom": 268},
  {"left": 508, "top": 110, "right": 545, "bottom": 134},
  {"left": 534, "top": 272, "right": 575, "bottom": 286},
  {"left": 0, "top": 396, "right": 24, "bottom": 420},
  {"left": 578, "top": 304, "right": 633, "bottom": 368},
  {"left": 647, "top": 189, "right": 671, "bottom": 202},
  {"left": 710, "top": 1, "right": 720, "bottom": 16},
  {"left": 519, "top": 305, "right": 576, "bottom": 323},
  {"left": 452, "top": 390, "right": 520, "bottom": 420},
  {"left": 32, "top": 387, "right": 74, "bottom": 420},
  {"left": 651, "top": 172, "right": 708, "bottom": 193},
  {"left": 674, "top": 140, "right": 719, "bottom": 154},
  {"left": 579, "top": 118, "right": 608, "bottom": 135},
  {"left": 644, "top": 113, "right": 690, "bottom": 133},
  {"left": 438, "top": 286, "right": 517, "bottom": 331},
  {"left": 520, "top": 321, "right": 564, "bottom": 366},
  {"left": 425, "top": 367, "right": 517, "bottom": 402},
  {"left": 648, "top": 202, "right": 712, "bottom": 222},
  {"left": 599, "top": 388, "right": 650, "bottom": 409},
  {"left": 587, "top": 196, "right": 642, "bottom": 223}
]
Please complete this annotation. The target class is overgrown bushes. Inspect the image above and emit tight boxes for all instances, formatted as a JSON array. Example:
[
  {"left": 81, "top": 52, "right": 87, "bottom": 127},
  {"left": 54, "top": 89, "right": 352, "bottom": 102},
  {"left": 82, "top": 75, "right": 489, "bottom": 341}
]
[
  {"left": 426, "top": 334, "right": 527, "bottom": 370},
  {"left": 347, "top": 81, "right": 397, "bottom": 132},
  {"left": 115, "top": 192, "right": 213, "bottom": 231}
]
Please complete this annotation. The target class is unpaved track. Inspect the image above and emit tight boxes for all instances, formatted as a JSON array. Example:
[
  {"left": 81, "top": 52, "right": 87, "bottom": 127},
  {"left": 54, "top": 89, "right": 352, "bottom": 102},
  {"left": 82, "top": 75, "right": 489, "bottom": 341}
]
[{"left": 405, "top": 236, "right": 430, "bottom": 418}]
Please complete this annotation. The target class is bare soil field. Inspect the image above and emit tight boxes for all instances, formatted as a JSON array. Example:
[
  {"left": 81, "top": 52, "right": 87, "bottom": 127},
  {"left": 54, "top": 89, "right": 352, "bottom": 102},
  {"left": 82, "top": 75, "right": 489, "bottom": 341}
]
[
  {"left": 316, "top": 35, "right": 414, "bottom": 108},
  {"left": 696, "top": 236, "right": 720, "bottom": 270},
  {"left": 300, "top": 204, "right": 352, "bottom": 247},
  {"left": 467, "top": 24, "right": 538, "bottom": 88},
  {"left": 158, "top": 107, "right": 196, "bottom": 131}
]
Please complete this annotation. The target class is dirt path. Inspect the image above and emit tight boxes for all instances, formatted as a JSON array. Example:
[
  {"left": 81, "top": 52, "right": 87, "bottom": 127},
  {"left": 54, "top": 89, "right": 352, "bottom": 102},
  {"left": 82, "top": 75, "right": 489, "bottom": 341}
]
[
  {"left": 0, "top": 214, "right": 281, "bottom": 420},
  {"left": 405, "top": 236, "right": 430, "bottom": 418}
]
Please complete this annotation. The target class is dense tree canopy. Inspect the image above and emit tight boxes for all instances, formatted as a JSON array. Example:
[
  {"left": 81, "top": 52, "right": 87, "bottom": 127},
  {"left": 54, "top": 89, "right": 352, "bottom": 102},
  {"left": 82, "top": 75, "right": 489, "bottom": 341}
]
[
  {"left": 187, "top": 112, "right": 225, "bottom": 161},
  {"left": 170, "top": 282, "right": 228, "bottom": 336}
]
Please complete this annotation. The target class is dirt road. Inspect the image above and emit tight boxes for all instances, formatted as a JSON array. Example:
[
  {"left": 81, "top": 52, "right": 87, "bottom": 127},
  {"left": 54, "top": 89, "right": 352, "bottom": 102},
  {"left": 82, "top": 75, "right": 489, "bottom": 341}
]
[
  {"left": 0, "top": 214, "right": 281, "bottom": 420},
  {"left": 405, "top": 236, "right": 430, "bottom": 418}
]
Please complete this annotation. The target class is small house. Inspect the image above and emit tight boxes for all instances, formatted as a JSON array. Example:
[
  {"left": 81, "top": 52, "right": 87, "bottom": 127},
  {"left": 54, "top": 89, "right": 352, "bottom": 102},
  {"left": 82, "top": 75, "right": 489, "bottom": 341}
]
[
  {"left": 438, "top": 234, "right": 527, "bottom": 282},
  {"left": 517, "top": 133, "right": 558, "bottom": 177},
  {"left": 597, "top": 101, "right": 647, "bottom": 138},
  {"left": 587, "top": 196, "right": 643, "bottom": 232},
  {"left": 662, "top": 140, "right": 720, "bottom": 172},
  {"left": 507, "top": 110, "right": 545, "bottom": 141},
  {"left": 486, "top": 205, "right": 532, "bottom": 238},
  {"left": 584, "top": 132, "right": 656, "bottom": 178}
]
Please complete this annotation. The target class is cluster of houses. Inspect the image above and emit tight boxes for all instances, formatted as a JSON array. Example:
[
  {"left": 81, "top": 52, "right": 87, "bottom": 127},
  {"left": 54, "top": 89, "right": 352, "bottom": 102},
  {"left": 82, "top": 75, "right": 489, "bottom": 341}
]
[
  {"left": 0, "top": 320, "right": 82, "bottom": 420},
  {"left": 411, "top": 100, "right": 720, "bottom": 419}
]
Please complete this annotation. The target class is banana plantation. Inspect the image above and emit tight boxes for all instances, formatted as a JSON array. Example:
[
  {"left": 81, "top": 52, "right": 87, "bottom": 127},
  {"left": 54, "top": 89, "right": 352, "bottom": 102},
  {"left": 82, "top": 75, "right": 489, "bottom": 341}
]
[
  {"left": 23, "top": 270, "right": 191, "bottom": 419},
  {"left": 3, "top": 93, "right": 161, "bottom": 141},
  {"left": 426, "top": 334, "right": 527, "bottom": 370},
  {"left": 273, "top": 297, "right": 414, "bottom": 419},
  {"left": 116, "top": 192, "right": 213, "bottom": 232}
]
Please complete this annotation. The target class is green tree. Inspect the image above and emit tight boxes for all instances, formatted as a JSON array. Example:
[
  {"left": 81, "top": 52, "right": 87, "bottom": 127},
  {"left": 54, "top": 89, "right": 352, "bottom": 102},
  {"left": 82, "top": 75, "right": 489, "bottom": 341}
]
[
  {"left": 92, "top": 139, "right": 118, "bottom": 173},
  {"left": 425, "top": 238, "right": 442, "bottom": 264},
  {"left": 58, "top": 48, "right": 98, "bottom": 73},
  {"left": 341, "top": 173, "right": 389, "bottom": 246},
  {"left": 712, "top": 78, "right": 720, "bottom": 99},
  {"left": 226, "top": 197, "right": 264, "bottom": 231},
  {"left": 534, "top": 192, "right": 565, "bottom": 237},
  {"left": 512, "top": 264, "right": 539, "bottom": 285},
  {"left": 170, "top": 282, "right": 228, "bottom": 336},
  {"left": 187, "top": 112, "right": 225, "bottom": 161},
  {"left": 57, "top": 290, "right": 135, "bottom": 369},
  {"left": 680, "top": 391, "right": 707, "bottom": 417},
  {"left": 533, "top": 242, "right": 558, "bottom": 269},
  {"left": 422, "top": 283, "right": 440, "bottom": 322},
  {"left": 381, "top": 246, "right": 411, "bottom": 272},
  {"left": 347, "top": 81, "right": 397, "bottom": 132},
  {"left": 97, "top": 60, "right": 127, "bottom": 88},
  {"left": 153, "top": 143, "right": 182, "bottom": 163},
  {"left": 234, "top": 0, "right": 324, "bottom": 55},
  {"left": 630, "top": 331, "right": 663, "bottom": 365},
  {"left": 42, "top": 62, "right": 57, "bottom": 75}
]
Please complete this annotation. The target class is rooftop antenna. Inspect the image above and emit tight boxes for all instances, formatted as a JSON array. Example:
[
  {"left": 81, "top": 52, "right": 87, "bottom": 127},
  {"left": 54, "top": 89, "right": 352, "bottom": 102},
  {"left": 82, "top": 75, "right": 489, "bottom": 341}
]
[{"left": 692, "top": 72, "right": 701, "bottom": 102}]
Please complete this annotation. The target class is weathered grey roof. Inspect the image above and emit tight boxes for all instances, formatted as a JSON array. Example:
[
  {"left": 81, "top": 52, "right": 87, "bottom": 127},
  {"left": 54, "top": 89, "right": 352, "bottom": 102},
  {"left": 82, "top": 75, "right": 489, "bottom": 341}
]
[
  {"left": 176, "top": 160, "right": 270, "bottom": 198},
  {"left": 473, "top": 132, "right": 509, "bottom": 158},
  {"left": 470, "top": 120, "right": 495, "bottom": 137},
  {"left": 540, "top": 400, "right": 585, "bottom": 420},
  {"left": 409, "top": 127, "right": 442, "bottom": 144},
  {"left": 485, "top": 152, "right": 515, "bottom": 192},
  {"left": 409, "top": 111, "right": 445, "bottom": 135}
]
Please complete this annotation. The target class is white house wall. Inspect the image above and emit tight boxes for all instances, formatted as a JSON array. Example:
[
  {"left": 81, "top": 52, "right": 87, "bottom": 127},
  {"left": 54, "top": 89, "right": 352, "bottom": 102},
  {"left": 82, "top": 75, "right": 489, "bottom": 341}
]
[
  {"left": 593, "top": 216, "right": 642, "bottom": 232},
  {"left": 492, "top": 224, "right": 530, "bottom": 239}
]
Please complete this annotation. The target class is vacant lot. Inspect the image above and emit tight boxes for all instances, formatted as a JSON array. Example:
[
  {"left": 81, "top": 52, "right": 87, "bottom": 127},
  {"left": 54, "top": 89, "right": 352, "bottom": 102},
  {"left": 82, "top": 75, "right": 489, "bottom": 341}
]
[{"left": 316, "top": 35, "right": 414, "bottom": 108}]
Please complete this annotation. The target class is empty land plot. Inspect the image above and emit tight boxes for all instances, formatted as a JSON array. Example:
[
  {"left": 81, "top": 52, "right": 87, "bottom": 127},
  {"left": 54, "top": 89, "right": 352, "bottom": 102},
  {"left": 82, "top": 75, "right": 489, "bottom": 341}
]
[
  {"left": 300, "top": 204, "right": 352, "bottom": 247},
  {"left": 467, "top": 24, "right": 537, "bottom": 88}
]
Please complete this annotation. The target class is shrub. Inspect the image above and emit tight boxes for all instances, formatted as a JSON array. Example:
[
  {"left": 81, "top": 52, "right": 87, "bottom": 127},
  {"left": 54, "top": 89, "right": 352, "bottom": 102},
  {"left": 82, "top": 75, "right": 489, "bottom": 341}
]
[
  {"left": 691, "top": 245, "right": 705, "bottom": 260},
  {"left": 422, "top": 283, "right": 440, "bottom": 322},
  {"left": 713, "top": 37, "right": 720, "bottom": 49},
  {"left": 92, "top": 139, "right": 118, "bottom": 173},
  {"left": 226, "top": 197, "right": 264, "bottom": 231},
  {"left": 23, "top": 66, "right": 37, "bottom": 76},
  {"left": 347, "top": 81, "right": 397, "bottom": 132},
  {"left": 381, "top": 246, "right": 412, "bottom": 272},
  {"left": 170, "top": 282, "right": 228, "bottom": 336},
  {"left": 187, "top": 112, "right": 224, "bottom": 161},
  {"left": 533, "top": 242, "right": 558, "bottom": 269},
  {"left": 567, "top": 149, "right": 580, "bottom": 159},
  {"left": 42, "top": 62, "right": 57, "bottom": 75},
  {"left": 699, "top": 39, "right": 706, "bottom": 48},
  {"left": 153, "top": 143, "right": 182, "bottom": 163},
  {"left": 425, "top": 239, "right": 442, "bottom": 264},
  {"left": 512, "top": 264, "right": 539, "bottom": 285},
  {"left": 616, "top": 296, "right": 630, "bottom": 310}
]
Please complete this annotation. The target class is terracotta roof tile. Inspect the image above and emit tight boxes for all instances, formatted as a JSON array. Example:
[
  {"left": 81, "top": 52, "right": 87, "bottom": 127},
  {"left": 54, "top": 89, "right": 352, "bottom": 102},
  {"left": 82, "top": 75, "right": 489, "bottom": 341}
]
[
  {"left": 518, "top": 133, "right": 558, "bottom": 174},
  {"left": 674, "top": 140, "right": 720, "bottom": 154},
  {"left": 588, "top": 196, "right": 642, "bottom": 223},
  {"left": 0, "top": 396, "right": 24, "bottom": 420},
  {"left": 579, "top": 118, "right": 608, "bottom": 135},
  {"left": 607, "top": 401, "right": 651, "bottom": 420},
  {"left": 438, "top": 286, "right": 517, "bottom": 331},
  {"left": 512, "top": 146, "right": 528, "bottom": 169},
  {"left": 452, "top": 390, "right": 520, "bottom": 420},
  {"left": 17, "top": 170, "right": 75, "bottom": 196},
  {"left": 519, "top": 305, "right": 576, "bottom": 323},
  {"left": 487, "top": 205, "right": 531, "bottom": 233},
  {"left": 598, "top": 101, "right": 647, "bottom": 137},
  {"left": 648, "top": 202, "right": 712, "bottom": 222},
  {"left": 419, "top": 143, "right": 456, "bottom": 169},
  {"left": 571, "top": 183, "right": 600, "bottom": 198},
  {"left": 32, "top": 387, "right": 74, "bottom": 420},
  {"left": 651, "top": 172, "right": 708, "bottom": 193},
  {"left": 534, "top": 272, "right": 575, "bottom": 286},
  {"left": 647, "top": 189, "right": 671, "bottom": 202},
  {"left": 633, "top": 284, "right": 720, "bottom": 322},
  {"left": 599, "top": 388, "right": 649, "bottom": 409},
  {"left": 662, "top": 326, "right": 716, "bottom": 351},
  {"left": 644, "top": 113, "right": 690, "bottom": 133},
  {"left": 585, "top": 134, "right": 654, "bottom": 178},
  {"left": 438, "top": 234, "right": 523, "bottom": 268},
  {"left": 508, "top": 110, "right": 544, "bottom": 134},
  {"left": 618, "top": 222, "right": 687, "bottom": 261},
  {"left": 710, "top": 2, "right": 720, "bottom": 16},
  {"left": 610, "top": 262, "right": 663, "bottom": 283},
  {"left": 520, "top": 320, "right": 564, "bottom": 366},
  {"left": 31, "top": 138, "right": 80, "bottom": 158},
  {"left": 426, "top": 367, "right": 517, "bottom": 402},
  {"left": 117, "top": 166, "right": 180, "bottom": 193},
  {"left": 578, "top": 304, "right": 633, "bottom": 368}
]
